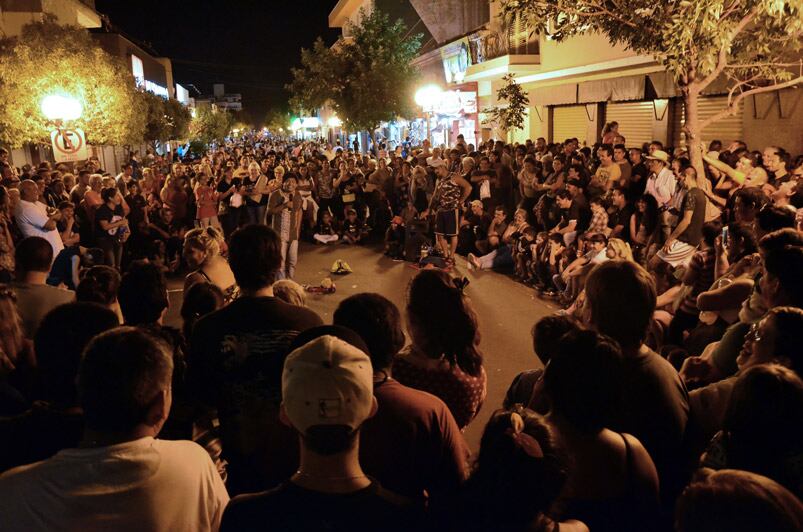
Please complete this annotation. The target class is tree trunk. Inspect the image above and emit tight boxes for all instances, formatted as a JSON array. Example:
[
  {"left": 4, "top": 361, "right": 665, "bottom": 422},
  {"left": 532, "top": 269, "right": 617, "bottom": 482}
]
[{"left": 683, "top": 86, "right": 705, "bottom": 179}]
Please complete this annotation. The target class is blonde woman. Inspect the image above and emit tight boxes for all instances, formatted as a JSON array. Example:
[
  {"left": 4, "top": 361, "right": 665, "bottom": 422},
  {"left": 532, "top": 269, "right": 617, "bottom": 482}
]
[
  {"left": 243, "top": 161, "right": 270, "bottom": 225},
  {"left": 182, "top": 226, "right": 238, "bottom": 304}
]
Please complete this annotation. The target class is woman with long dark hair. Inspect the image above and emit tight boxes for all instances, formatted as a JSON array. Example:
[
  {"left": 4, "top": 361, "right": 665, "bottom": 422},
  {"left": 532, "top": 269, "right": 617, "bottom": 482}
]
[
  {"left": 392, "top": 269, "right": 487, "bottom": 429},
  {"left": 630, "top": 194, "right": 659, "bottom": 265}
]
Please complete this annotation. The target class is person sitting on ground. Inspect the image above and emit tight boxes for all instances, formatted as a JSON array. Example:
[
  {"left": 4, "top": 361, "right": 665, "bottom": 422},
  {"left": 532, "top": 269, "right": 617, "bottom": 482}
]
[
  {"left": 452, "top": 408, "right": 588, "bottom": 532},
  {"left": 0, "top": 288, "right": 34, "bottom": 416},
  {"left": 392, "top": 270, "right": 487, "bottom": 429},
  {"left": 333, "top": 294, "right": 469, "bottom": 509},
  {"left": 11, "top": 236, "right": 74, "bottom": 338},
  {"left": 0, "top": 327, "right": 230, "bottom": 531},
  {"left": 0, "top": 302, "right": 118, "bottom": 473},
  {"left": 220, "top": 330, "right": 418, "bottom": 532},
  {"left": 504, "top": 315, "right": 580, "bottom": 411},
  {"left": 684, "top": 306, "right": 803, "bottom": 470},
  {"left": 312, "top": 209, "right": 339, "bottom": 244},
  {"left": 189, "top": 225, "right": 322, "bottom": 495},
  {"left": 680, "top": 228, "right": 803, "bottom": 388},
  {"left": 384, "top": 215, "right": 405, "bottom": 260},
  {"left": 543, "top": 329, "right": 660, "bottom": 531},
  {"left": 675, "top": 468, "right": 803, "bottom": 532},
  {"left": 580, "top": 260, "right": 690, "bottom": 507},
  {"left": 700, "top": 364, "right": 803, "bottom": 499},
  {"left": 183, "top": 226, "right": 238, "bottom": 305},
  {"left": 272, "top": 279, "right": 306, "bottom": 307},
  {"left": 341, "top": 208, "right": 367, "bottom": 245},
  {"left": 467, "top": 207, "right": 529, "bottom": 271}
]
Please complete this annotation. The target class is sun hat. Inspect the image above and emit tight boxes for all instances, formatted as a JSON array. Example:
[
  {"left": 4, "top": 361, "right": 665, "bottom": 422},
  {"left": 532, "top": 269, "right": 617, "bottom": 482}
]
[{"left": 645, "top": 150, "right": 670, "bottom": 163}]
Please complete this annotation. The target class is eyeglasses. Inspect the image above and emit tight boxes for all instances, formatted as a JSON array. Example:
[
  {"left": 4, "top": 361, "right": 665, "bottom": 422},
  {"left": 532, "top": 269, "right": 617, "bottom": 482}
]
[{"left": 746, "top": 321, "right": 763, "bottom": 343}]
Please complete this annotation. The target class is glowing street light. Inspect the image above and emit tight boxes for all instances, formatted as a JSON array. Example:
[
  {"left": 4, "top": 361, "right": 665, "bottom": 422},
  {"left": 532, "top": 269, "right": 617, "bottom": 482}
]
[
  {"left": 328, "top": 115, "right": 342, "bottom": 127},
  {"left": 40, "top": 94, "right": 82, "bottom": 122},
  {"left": 414, "top": 84, "right": 443, "bottom": 144}
]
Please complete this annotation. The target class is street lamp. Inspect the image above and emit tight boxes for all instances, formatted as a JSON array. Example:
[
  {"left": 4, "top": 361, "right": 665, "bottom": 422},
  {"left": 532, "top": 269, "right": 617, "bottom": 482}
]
[
  {"left": 41, "top": 94, "right": 82, "bottom": 124},
  {"left": 414, "top": 85, "right": 442, "bottom": 145}
]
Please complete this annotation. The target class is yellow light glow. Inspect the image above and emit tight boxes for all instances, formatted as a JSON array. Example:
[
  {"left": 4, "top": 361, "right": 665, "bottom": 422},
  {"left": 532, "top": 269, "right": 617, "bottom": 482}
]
[
  {"left": 415, "top": 85, "right": 443, "bottom": 111},
  {"left": 41, "top": 94, "right": 82, "bottom": 121},
  {"left": 328, "top": 115, "right": 343, "bottom": 127}
]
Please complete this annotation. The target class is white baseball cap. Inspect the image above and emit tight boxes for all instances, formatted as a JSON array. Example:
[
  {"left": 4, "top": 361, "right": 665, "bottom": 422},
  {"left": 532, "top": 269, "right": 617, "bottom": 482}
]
[{"left": 282, "top": 335, "right": 374, "bottom": 434}]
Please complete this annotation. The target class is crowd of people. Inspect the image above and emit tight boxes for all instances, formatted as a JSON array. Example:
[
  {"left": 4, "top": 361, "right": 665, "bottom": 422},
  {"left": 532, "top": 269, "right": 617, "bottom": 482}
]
[{"left": 0, "top": 125, "right": 801, "bottom": 531}]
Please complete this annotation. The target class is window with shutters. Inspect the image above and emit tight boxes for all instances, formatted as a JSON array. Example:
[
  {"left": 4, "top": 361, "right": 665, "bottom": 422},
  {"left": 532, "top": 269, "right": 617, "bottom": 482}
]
[{"left": 507, "top": 13, "right": 538, "bottom": 55}]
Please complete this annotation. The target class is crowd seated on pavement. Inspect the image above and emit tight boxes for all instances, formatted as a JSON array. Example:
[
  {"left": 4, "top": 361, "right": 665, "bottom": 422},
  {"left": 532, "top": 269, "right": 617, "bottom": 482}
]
[{"left": 0, "top": 129, "right": 801, "bottom": 531}]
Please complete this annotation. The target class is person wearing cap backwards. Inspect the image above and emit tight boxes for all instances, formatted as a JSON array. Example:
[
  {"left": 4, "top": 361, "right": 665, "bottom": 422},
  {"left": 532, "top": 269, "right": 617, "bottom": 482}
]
[
  {"left": 220, "top": 327, "right": 418, "bottom": 531},
  {"left": 643, "top": 150, "right": 677, "bottom": 211},
  {"left": 423, "top": 158, "right": 472, "bottom": 265}
]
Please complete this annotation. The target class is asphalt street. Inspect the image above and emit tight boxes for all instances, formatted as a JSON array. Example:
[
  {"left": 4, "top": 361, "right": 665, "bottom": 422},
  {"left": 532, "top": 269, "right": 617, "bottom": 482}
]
[{"left": 166, "top": 242, "right": 559, "bottom": 451}]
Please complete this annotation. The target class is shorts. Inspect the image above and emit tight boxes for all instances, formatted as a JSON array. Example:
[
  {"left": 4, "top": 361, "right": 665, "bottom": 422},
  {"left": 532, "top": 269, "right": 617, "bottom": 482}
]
[
  {"left": 656, "top": 240, "right": 697, "bottom": 268},
  {"left": 435, "top": 209, "right": 460, "bottom": 236}
]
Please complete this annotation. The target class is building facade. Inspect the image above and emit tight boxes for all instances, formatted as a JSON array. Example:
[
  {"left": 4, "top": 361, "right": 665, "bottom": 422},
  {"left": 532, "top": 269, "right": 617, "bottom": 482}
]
[{"left": 328, "top": 0, "right": 803, "bottom": 155}]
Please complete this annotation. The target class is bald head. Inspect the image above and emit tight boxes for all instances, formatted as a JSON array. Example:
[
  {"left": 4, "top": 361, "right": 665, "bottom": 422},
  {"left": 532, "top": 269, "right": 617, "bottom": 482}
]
[{"left": 19, "top": 180, "right": 39, "bottom": 201}]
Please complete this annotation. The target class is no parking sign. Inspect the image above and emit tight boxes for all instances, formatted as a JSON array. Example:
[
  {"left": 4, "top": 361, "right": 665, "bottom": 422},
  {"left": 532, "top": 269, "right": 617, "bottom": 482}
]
[{"left": 50, "top": 128, "right": 89, "bottom": 163}]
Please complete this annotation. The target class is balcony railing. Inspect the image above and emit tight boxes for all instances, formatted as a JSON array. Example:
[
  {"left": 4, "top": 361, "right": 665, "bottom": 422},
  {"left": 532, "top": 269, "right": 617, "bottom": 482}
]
[{"left": 468, "top": 29, "right": 539, "bottom": 64}]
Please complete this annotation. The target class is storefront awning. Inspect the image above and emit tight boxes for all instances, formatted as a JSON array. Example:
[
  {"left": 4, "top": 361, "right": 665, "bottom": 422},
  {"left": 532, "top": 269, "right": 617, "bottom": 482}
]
[
  {"left": 577, "top": 75, "right": 646, "bottom": 103},
  {"left": 647, "top": 71, "right": 733, "bottom": 98},
  {"left": 531, "top": 84, "right": 578, "bottom": 106}
]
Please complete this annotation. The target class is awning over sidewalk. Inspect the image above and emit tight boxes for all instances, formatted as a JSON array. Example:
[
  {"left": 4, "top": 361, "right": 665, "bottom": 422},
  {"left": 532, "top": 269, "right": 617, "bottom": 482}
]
[
  {"left": 530, "top": 84, "right": 578, "bottom": 106},
  {"left": 647, "top": 71, "right": 733, "bottom": 98},
  {"left": 578, "top": 74, "right": 646, "bottom": 103}
]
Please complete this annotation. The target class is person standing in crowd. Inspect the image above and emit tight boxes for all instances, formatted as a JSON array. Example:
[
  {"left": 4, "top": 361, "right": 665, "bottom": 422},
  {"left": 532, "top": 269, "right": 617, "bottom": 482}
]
[
  {"left": 11, "top": 237, "right": 74, "bottom": 338},
  {"left": 333, "top": 293, "right": 470, "bottom": 508},
  {"left": 424, "top": 159, "right": 471, "bottom": 264},
  {"left": 14, "top": 180, "right": 63, "bottom": 261},
  {"left": 189, "top": 225, "right": 322, "bottom": 495},
  {"left": 93, "top": 187, "right": 128, "bottom": 270},
  {"left": 220, "top": 329, "right": 417, "bottom": 531},
  {"left": 393, "top": 270, "right": 486, "bottom": 429},
  {"left": 268, "top": 174, "right": 303, "bottom": 280},
  {"left": 0, "top": 327, "right": 230, "bottom": 531}
]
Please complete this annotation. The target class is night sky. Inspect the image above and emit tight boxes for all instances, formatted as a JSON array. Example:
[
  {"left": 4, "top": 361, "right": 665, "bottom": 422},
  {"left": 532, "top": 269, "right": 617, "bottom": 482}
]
[{"left": 93, "top": 0, "right": 340, "bottom": 124}]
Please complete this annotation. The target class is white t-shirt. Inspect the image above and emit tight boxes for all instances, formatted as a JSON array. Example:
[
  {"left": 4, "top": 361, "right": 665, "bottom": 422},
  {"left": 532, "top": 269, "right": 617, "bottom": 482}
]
[
  {"left": 0, "top": 437, "right": 229, "bottom": 532},
  {"left": 14, "top": 199, "right": 64, "bottom": 259}
]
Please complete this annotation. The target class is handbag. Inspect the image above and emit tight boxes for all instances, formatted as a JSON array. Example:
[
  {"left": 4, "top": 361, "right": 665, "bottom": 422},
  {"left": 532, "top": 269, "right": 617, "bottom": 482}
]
[{"left": 341, "top": 192, "right": 356, "bottom": 203}]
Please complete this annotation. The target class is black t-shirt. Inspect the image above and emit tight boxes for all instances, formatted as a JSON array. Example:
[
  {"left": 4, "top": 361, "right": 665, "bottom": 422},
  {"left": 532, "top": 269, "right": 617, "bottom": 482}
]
[
  {"left": 608, "top": 204, "right": 635, "bottom": 242},
  {"left": 678, "top": 188, "right": 707, "bottom": 246},
  {"left": 220, "top": 480, "right": 418, "bottom": 532},
  {"left": 94, "top": 203, "right": 124, "bottom": 238},
  {"left": 569, "top": 195, "right": 591, "bottom": 233},
  {"left": 189, "top": 296, "right": 322, "bottom": 492}
]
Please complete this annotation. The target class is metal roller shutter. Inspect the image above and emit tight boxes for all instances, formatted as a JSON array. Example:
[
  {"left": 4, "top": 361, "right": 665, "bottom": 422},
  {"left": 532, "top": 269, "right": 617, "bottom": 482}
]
[
  {"left": 552, "top": 105, "right": 588, "bottom": 145},
  {"left": 605, "top": 101, "right": 654, "bottom": 147},
  {"left": 672, "top": 96, "right": 744, "bottom": 147}
]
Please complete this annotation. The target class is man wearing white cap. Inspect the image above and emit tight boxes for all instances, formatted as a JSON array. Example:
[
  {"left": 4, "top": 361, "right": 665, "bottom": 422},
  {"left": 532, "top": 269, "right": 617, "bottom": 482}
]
[
  {"left": 644, "top": 150, "right": 676, "bottom": 210},
  {"left": 221, "top": 329, "right": 416, "bottom": 531}
]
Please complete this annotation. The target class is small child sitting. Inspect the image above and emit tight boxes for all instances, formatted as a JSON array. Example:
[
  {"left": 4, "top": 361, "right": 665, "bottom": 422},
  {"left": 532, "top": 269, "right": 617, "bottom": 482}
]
[
  {"left": 384, "top": 216, "right": 406, "bottom": 260},
  {"left": 513, "top": 227, "right": 537, "bottom": 280},
  {"left": 313, "top": 210, "right": 339, "bottom": 244},
  {"left": 342, "top": 209, "right": 367, "bottom": 245}
]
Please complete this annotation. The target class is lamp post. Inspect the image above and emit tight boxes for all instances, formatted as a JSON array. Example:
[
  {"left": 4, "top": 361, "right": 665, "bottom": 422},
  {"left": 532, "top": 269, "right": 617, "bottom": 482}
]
[{"left": 415, "top": 85, "right": 443, "bottom": 146}]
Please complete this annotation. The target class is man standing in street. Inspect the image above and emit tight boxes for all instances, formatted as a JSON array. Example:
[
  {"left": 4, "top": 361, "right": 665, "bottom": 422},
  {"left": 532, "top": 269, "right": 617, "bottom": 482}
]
[
  {"left": 15, "top": 180, "right": 63, "bottom": 260},
  {"left": 424, "top": 159, "right": 471, "bottom": 264}
]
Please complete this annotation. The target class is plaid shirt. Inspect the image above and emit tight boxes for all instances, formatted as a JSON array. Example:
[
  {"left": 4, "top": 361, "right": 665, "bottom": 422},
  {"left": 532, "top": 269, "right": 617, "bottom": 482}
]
[{"left": 587, "top": 208, "right": 609, "bottom": 235}]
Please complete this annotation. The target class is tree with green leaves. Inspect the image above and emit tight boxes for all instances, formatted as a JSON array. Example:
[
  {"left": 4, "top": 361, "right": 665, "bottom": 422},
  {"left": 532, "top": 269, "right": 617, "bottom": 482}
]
[
  {"left": 0, "top": 17, "right": 147, "bottom": 147},
  {"left": 500, "top": 0, "right": 803, "bottom": 170},
  {"left": 287, "top": 8, "right": 422, "bottom": 150},
  {"left": 264, "top": 108, "right": 293, "bottom": 135},
  {"left": 483, "top": 74, "right": 531, "bottom": 139},
  {"left": 140, "top": 91, "right": 192, "bottom": 150},
  {"left": 190, "top": 106, "right": 234, "bottom": 145}
]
